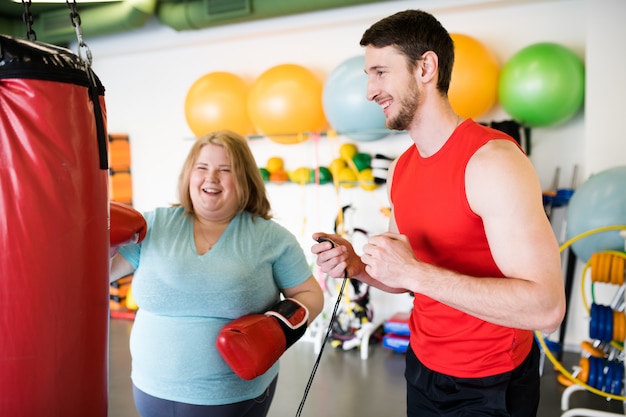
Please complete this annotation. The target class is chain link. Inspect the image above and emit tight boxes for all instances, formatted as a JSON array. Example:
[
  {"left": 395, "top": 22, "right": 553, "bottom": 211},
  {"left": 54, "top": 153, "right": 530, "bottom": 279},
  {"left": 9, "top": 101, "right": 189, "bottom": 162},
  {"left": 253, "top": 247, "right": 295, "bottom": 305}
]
[
  {"left": 66, "top": 0, "right": 93, "bottom": 66},
  {"left": 21, "top": 0, "right": 37, "bottom": 41}
]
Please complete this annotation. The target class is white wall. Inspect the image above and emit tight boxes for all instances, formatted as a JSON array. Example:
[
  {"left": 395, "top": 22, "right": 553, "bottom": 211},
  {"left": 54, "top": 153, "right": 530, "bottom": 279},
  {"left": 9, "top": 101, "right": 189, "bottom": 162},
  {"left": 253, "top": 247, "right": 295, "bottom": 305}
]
[
  {"left": 82, "top": 0, "right": 626, "bottom": 350},
  {"left": 584, "top": 0, "right": 626, "bottom": 174}
]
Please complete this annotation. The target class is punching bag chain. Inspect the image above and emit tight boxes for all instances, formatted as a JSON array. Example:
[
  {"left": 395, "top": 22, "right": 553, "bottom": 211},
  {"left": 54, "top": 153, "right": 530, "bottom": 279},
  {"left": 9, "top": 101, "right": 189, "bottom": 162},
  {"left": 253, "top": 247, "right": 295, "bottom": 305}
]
[
  {"left": 66, "top": 0, "right": 92, "bottom": 66},
  {"left": 21, "top": 0, "right": 37, "bottom": 41}
]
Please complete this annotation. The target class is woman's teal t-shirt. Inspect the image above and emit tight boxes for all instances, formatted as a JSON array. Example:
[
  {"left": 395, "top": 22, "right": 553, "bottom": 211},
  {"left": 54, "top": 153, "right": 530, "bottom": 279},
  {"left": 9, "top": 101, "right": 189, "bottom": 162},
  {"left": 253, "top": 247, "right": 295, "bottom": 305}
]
[{"left": 118, "top": 206, "right": 312, "bottom": 405}]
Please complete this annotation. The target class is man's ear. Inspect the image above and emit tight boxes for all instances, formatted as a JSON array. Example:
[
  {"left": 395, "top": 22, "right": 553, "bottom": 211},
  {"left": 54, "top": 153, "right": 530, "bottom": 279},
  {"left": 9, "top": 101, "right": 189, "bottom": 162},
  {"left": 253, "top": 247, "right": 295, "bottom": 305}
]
[{"left": 416, "top": 51, "right": 439, "bottom": 84}]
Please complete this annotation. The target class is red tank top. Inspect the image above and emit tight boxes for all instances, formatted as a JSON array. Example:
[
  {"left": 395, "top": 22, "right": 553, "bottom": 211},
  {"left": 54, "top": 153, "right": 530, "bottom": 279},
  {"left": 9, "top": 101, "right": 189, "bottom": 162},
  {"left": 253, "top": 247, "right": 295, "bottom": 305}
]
[{"left": 391, "top": 119, "right": 533, "bottom": 378}]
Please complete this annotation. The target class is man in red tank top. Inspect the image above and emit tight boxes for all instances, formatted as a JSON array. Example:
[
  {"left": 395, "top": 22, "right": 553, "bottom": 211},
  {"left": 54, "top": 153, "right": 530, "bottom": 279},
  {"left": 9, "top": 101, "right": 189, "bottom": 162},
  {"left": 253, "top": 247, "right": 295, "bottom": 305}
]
[{"left": 312, "top": 9, "right": 565, "bottom": 417}]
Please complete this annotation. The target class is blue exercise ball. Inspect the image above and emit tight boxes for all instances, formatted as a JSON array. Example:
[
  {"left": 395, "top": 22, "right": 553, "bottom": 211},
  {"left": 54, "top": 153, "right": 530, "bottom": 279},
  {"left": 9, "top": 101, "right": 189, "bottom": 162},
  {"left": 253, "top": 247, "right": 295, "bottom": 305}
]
[
  {"left": 566, "top": 166, "right": 626, "bottom": 262},
  {"left": 498, "top": 42, "right": 585, "bottom": 127},
  {"left": 323, "top": 55, "right": 390, "bottom": 141}
]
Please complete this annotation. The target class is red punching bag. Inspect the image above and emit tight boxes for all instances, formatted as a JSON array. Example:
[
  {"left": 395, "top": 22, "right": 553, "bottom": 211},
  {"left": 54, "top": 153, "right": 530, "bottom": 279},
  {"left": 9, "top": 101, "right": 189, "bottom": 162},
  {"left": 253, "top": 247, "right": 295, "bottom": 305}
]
[{"left": 0, "top": 36, "right": 109, "bottom": 416}]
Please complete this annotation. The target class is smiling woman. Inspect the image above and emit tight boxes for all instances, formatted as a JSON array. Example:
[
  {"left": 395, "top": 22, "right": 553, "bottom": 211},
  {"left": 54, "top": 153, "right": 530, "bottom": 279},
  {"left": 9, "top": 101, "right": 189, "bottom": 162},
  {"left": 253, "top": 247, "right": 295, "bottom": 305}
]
[
  {"left": 108, "top": 129, "right": 324, "bottom": 417},
  {"left": 188, "top": 142, "right": 240, "bottom": 243}
]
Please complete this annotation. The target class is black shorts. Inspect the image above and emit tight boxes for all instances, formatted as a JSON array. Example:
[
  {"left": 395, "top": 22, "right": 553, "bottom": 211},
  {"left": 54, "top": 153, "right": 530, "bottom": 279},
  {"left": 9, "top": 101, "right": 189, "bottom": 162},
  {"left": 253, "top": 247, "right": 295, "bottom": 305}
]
[{"left": 405, "top": 342, "right": 540, "bottom": 417}]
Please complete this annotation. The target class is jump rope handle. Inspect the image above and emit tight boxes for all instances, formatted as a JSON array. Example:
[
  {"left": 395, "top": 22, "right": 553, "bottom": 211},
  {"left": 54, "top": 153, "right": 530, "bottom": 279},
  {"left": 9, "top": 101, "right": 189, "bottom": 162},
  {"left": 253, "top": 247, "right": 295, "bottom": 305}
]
[{"left": 317, "top": 236, "right": 337, "bottom": 248}]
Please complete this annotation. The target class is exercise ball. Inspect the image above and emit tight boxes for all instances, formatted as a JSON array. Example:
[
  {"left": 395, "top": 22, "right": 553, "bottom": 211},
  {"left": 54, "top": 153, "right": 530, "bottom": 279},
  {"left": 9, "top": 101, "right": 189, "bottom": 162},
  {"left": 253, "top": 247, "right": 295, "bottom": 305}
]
[
  {"left": 184, "top": 71, "right": 253, "bottom": 137},
  {"left": 323, "top": 55, "right": 389, "bottom": 141},
  {"left": 449, "top": 34, "right": 500, "bottom": 119},
  {"left": 498, "top": 42, "right": 584, "bottom": 127},
  {"left": 566, "top": 166, "right": 626, "bottom": 262},
  {"left": 248, "top": 63, "right": 327, "bottom": 144}
]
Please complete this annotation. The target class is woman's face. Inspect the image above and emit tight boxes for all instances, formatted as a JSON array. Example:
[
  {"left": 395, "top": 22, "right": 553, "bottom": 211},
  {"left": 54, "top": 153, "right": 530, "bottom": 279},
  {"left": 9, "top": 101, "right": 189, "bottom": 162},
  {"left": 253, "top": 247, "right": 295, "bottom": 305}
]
[{"left": 189, "top": 144, "right": 239, "bottom": 222}]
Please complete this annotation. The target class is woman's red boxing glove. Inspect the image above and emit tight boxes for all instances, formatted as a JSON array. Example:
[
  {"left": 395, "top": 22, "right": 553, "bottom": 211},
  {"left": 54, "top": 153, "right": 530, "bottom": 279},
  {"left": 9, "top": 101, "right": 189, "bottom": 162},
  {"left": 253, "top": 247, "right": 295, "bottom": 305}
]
[
  {"left": 216, "top": 298, "right": 308, "bottom": 380},
  {"left": 109, "top": 201, "right": 147, "bottom": 256}
]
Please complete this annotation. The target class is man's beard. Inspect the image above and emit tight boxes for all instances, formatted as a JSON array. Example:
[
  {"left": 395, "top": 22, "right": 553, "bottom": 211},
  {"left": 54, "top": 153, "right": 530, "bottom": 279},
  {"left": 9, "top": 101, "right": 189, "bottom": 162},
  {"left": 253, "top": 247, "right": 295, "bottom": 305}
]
[{"left": 386, "top": 81, "right": 419, "bottom": 131}]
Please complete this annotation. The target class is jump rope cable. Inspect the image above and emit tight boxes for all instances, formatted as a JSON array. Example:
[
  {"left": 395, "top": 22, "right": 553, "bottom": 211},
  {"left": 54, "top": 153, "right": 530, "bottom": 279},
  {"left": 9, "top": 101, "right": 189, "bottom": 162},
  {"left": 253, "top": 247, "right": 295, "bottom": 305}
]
[
  {"left": 295, "top": 240, "right": 348, "bottom": 417},
  {"left": 295, "top": 136, "right": 351, "bottom": 416}
]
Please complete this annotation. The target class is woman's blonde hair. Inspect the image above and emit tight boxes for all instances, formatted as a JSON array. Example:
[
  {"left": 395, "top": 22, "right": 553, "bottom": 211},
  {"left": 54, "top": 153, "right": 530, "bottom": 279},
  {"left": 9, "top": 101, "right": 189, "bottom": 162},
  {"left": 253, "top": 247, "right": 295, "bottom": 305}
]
[{"left": 176, "top": 130, "right": 272, "bottom": 220}]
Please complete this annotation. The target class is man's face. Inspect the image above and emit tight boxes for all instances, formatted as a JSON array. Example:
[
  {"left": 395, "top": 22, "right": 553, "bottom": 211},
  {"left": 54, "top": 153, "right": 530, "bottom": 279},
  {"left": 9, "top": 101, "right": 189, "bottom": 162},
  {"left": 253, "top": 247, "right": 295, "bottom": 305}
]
[{"left": 364, "top": 45, "right": 420, "bottom": 131}]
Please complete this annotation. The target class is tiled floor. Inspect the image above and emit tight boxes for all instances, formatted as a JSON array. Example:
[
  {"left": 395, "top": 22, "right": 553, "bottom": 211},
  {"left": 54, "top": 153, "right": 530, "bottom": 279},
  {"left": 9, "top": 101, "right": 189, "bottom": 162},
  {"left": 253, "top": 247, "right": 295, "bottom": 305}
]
[{"left": 108, "top": 318, "right": 625, "bottom": 416}]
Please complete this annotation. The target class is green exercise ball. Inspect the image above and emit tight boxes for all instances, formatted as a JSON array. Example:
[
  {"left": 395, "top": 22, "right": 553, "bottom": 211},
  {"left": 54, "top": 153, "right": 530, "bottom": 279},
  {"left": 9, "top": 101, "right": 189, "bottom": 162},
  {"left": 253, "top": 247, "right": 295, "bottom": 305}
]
[{"left": 498, "top": 42, "right": 585, "bottom": 127}]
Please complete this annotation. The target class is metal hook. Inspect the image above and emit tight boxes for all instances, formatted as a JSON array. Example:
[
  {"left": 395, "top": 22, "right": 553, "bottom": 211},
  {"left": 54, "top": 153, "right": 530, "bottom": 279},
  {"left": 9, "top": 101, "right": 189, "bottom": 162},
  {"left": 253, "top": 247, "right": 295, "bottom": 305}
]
[{"left": 66, "top": 0, "right": 93, "bottom": 66}]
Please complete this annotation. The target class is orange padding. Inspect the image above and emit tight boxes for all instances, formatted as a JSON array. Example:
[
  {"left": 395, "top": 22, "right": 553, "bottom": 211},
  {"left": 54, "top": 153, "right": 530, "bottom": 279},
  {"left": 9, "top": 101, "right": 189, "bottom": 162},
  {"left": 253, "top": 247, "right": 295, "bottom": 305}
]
[
  {"left": 614, "top": 310, "right": 626, "bottom": 342},
  {"left": 590, "top": 252, "right": 625, "bottom": 285}
]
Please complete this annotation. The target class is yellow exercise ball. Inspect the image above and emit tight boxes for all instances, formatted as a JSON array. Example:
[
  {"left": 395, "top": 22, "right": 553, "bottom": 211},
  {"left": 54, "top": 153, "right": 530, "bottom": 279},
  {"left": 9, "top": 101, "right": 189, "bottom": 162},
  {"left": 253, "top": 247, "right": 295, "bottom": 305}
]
[
  {"left": 185, "top": 71, "right": 254, "bottom": 137},
  {"left": 265, "top": 156, "right": 284, "bottom": 173},
  {"left": 449, "top": 34, "right": 500, "bottom": 119},
  {"left": 339, "top": 143, "right": 358, "bottom": 162},
  {"left": 248, "top": 64, "right": 327, "bottom": 144},
  {"left": 358, "top": 169, "right": 378, "bottom": 191},
  {"left": 337, "top": 166, "right": 358, "bottom": 189},
  {"left": 329, "top": 158, "right": 347, "bottom": 178}
]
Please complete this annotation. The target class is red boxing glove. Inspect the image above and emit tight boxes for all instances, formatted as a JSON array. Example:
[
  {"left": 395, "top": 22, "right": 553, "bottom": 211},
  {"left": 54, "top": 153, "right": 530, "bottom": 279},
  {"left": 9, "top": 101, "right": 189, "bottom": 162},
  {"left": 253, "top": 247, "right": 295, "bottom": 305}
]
[
  {"left": 109, "top": 201, "right": 147, "bottom": 256},
  {"left": 216, "top": 298, "right": 309, "bottom": 380}
]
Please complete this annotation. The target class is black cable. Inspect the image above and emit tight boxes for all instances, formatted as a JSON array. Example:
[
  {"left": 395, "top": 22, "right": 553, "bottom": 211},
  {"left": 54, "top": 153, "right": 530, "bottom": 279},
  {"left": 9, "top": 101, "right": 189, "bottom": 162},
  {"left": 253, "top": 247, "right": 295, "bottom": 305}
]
[{"left": 295, "top": 239, "right": 349, "bottom": 417}]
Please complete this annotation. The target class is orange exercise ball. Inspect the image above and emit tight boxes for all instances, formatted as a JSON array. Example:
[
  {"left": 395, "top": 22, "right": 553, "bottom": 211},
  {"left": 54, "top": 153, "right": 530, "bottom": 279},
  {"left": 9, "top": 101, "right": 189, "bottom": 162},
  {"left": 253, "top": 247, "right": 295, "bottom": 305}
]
[
  {"left": 185, "top": 71, "right": 254, "bottom": 137},
  {"left": 248, "top": 64, "right": 327, "bottom": 144},
  {"left": 449, "top": 34, "right": 500, "bottom": 119}
]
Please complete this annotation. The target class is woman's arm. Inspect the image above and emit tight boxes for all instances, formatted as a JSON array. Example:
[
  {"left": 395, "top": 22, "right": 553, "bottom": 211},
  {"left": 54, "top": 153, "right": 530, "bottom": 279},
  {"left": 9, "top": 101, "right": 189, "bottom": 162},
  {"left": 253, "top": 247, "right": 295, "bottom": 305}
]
[
  {"left": 109, "top": 253, "right": 135, "bottom": 284},
  {"left": 281, "top": 275, "right": 324, "bottom": 325}
]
